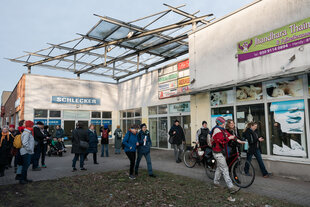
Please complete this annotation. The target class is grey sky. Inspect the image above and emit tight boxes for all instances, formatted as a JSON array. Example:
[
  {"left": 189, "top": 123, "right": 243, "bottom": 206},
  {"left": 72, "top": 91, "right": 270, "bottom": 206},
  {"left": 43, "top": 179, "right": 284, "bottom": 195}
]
[{"left": 0, "top": 0, "right": 253, "bottom": 95}]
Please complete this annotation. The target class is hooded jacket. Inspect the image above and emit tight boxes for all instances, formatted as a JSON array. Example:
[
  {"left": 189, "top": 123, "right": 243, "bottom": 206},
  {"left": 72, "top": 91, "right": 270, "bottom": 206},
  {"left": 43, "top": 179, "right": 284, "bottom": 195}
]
[
  {"left": 122, "top": 130, "right": 138, "bottom": 152},
  {"left": 137, "top": 130, "right": 152, "bottom": 154}
]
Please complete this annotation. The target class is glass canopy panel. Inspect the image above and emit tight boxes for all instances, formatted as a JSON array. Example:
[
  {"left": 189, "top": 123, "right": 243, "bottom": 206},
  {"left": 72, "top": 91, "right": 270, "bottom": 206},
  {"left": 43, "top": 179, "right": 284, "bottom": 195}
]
[
  {"left": 88, "top": 21, "right": 119, "bottom": 40},
  {"left": 105, "top": 26, "right": 132, "bottom": 41},
  {"left": 149, "top": 42, "right": 180, "bottom": 55},
  {"left": 135, "top": 37, "right": 166, "bottom": 50},
  {"left": 120, "top": 35, "right": 153, "bottom": 48},
  {"left": 161, "top": 45, "right": 188, "bottom": 57}
]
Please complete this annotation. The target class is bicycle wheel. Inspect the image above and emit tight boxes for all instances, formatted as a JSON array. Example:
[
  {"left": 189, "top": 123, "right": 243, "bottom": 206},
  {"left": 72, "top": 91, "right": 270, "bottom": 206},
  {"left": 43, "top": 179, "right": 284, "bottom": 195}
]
[
  {"left": 183, "top": 150, "right": 197, "bottom": 168},
  {"left": 230, "top": 159, "right": 255, "bottom": 188},
  {"left": 205, "top": 159, "right": 217, "bottom": 180}
]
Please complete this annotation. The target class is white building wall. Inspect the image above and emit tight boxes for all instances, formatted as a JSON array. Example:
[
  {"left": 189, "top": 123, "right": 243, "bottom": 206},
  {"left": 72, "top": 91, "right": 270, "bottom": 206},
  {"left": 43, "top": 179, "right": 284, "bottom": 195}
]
[{"left": 189, "top": 0, "right": 310, "bottom": 90}]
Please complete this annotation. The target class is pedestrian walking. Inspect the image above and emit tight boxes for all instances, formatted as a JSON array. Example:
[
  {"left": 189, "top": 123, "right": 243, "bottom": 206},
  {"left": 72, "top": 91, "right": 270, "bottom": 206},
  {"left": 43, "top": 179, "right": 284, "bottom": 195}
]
[
  {"left": 85, "top": 124, "right": 99, "bottom": 164},
  {"left": 122, "top": 125, "right": 139, "bottom": 180},
  {"left": 114, "top": 125, "right": 122, "bottom": 154},
  {"left": 100, "top": 124, "right": 110, "bottom": 157},
  {"left": 169, "top": 120, "right": 185, "bottom": 163},
  {"left": 32, "top": 121, "right": 47, "bottom": 171},
  {"left": 135, "top": 124, "right": 156, "bottom": 177},
  {"left": 71, "top": 122, "right": 89, "bottom": 171}
]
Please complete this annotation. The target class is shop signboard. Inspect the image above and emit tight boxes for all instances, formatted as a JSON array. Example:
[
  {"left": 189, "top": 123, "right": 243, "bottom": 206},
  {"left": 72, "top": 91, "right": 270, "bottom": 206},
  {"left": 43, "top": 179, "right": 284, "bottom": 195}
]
[
  {"left": 178, "top": 77, "right": 190, "bottom": 87},
  {"left": 266, "top": 77, "right": 303, "bottom": 99},
  {"left": 158, "top": 65, "right": 177, "bottom": 76},
  {"left": 158, "top": 72, "right": 178, "bottom": 83},
  {"left": 177, "top": 59, "right": 189, "bottom": 70},
  {"left": 169, "top": 102, "right": 190, "bottom": 114},
  {"left": 210, "top": 114, "right": 233, "bottom": 129},
  {"left": 236, "top": 83, "right": 263, "bottom": 102},
  {"left": 177, "top": 85, "right": 190, "bottom": 94},
  {"left": 102, "top": 120, "right": 112, "bottom": 125},
  {"left": 238, "top": 17, "right": 310, "bottom": 62},
  {"left": 34, "top": 119, "right": 48, "bottom": 125},
  {"left": 178, "top": 69, "right": 190, "bottom": 78},
  {"left": 52, "top": 96, "right": 100, "bottom": 105},
  {"left": 158, "top": 80, "right": 177, "bottom": 91},
  {"left": 210, "top": 89, "right": 234, "bottom": 106},
  {"left": 159, "top": 89, "right": 178, "bottom": 99},
  {"left": 48, "top": 119, "right": 61, "bottom": 125},
  {"left": 91, "top": 120, "right": 102, "bottom": 125}
]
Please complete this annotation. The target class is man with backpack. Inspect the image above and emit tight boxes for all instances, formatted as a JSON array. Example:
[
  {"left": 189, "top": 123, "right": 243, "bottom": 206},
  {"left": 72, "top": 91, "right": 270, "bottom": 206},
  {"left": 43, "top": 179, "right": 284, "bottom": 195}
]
[
  {"left": 196, "top": 121, "right": 210, "bottom": 150},
  {"left": 100, "top": 124, "right": 110, "bottom": 157},
  {"left": 113, "top": 125, "right": 122, "bottom": 154}
]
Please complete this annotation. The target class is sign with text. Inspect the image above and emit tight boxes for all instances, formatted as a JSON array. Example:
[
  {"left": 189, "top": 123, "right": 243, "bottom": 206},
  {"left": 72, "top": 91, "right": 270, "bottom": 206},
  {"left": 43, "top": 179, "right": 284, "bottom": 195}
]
[
  {"left": 34, "top": 119, "right": 48, "bottom": 125},
  {"left": 158, "top": 72, "right": 178, "bottom": 83},
  {"left": 238, "top": 17, "right": 310, "bottom": 62},
  {"left": 52, "top": 96, "right": 100, "bottom": 105},
  {"left": 159, "top": 89, "right": 178, "bottom": 99},
  {"left": 49, "top": 119, "right": 61, "bottom": 126},
  {"left": 178, "top": 76, "right": 190, "bottom": 87},
  {"left": 158, "top": 80, "right": 177, "bottom": 91},
  {"left": 177, "top": 59, "right": 189, "bottom": 70}
]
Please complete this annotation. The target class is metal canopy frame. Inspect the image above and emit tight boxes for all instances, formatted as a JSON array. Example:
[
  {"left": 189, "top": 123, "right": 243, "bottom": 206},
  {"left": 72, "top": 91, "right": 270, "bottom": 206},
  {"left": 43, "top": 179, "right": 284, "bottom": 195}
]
[{"left": 9, "top": 4, "right": 214, "bottom": 81}]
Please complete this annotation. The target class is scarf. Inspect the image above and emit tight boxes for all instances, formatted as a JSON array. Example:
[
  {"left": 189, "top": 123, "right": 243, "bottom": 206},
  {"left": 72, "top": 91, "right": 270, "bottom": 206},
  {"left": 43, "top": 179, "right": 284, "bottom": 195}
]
[
  {"left": 25, "top": 127, "right": 34, "bottom": 136},
  {"left": 0, "top": 132, "right": 10, "bottom": 147}
]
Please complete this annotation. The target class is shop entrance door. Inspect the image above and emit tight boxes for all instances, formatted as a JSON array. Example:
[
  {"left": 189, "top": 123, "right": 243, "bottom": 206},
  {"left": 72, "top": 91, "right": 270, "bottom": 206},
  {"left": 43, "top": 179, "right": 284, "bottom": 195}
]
[{"left": 64, "top": 120, "right": 75, "bottom": 144}]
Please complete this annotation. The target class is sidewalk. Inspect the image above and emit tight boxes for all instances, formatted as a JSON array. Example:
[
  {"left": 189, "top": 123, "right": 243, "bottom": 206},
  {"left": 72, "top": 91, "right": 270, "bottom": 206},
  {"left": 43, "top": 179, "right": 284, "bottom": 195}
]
[{"left": 1, "top": 148, "right": 309, "bottom": 206}]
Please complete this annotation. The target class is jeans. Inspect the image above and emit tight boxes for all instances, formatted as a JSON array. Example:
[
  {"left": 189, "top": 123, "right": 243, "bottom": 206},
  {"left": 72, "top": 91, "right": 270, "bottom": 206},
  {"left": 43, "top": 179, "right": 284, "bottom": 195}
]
[
  {"left": 213, "top": 152, "right": 234, "bottom": 188},
  {"left": 115, "top": 148, "right": 121, "bottom": 154},
  {"left": 72, "top": 153, "right": 85, "bottom": 169},
  {"left": 21, "top": 153, "right": 32, "bottom": 181},
  {"left": 101, "top": 144, "right": 109, "bottom": 157},
  {"left": 172, "top": 144, "right": 183, "bottom": 161},
  {"left": 135, "top": 151, "right": 153, "bottom": 175},
  {"left": 32, "top": 144, "right": 42, "bottom": 169},
  {"left": 245, "top": 148, "right": 268, "bottom": 176},
  {"left": 125, "top": 151, "right": 136, "bottom": 176},
  {"left": 41, "top": 143, "right": 48, "bottom": 165}
]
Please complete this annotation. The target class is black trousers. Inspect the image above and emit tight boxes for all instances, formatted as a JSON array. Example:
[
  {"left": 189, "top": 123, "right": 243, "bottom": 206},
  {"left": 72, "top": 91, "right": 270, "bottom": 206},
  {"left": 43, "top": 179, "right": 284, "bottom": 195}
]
[
  {"left": 125, "top": 151, "right": 136, "bottom": 176},
  {"left": 85, "top": 153, "right": 97, "bottom": 163},
  {"left": 41, "top": 143, "right": 48, "bottom": 165}
]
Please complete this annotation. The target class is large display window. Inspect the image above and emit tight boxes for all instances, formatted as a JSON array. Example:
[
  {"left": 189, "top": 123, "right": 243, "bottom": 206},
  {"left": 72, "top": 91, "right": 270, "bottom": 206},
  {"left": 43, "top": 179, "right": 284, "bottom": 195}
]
[{"left": 211, "top": 107, "right": 234, "bottom": 128}]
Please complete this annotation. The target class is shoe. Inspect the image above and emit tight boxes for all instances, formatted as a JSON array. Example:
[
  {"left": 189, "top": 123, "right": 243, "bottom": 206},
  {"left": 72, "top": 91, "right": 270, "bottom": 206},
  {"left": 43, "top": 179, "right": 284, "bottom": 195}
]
[
  {"left": 129, "top": 175, "right": 136, "bottom": 180},
  {"left": 32, "top": 167, "right": 41, "bottom": 171},
  {"left": 263, "top": 174, "right": 269, "bottom": 178},
  {"left": 149, "top": 174, "right": 156, "bottom": 178},
  {"left": 15, "top": 174, "right": 22, "bottom": 180},
  {"left": 229, "top": 186, "right": 240, "bottom": 194},
  {"left": 80, "top": 168, "right": 87, "bottom": 171},
  {"left": 176, "top": 160, "right": 181, "bottom": 163},
  {"left": 72, "top": 168, "right": 77, "bottom": 172},
  {"left": 19, "top": 180, "right": 28, "bottom": 185},
  {"left": 41, "top": 165, "right": 47, "bottom": 168},
  {"left": 94, "top": 162, "right": 99, "bottom": 165}
]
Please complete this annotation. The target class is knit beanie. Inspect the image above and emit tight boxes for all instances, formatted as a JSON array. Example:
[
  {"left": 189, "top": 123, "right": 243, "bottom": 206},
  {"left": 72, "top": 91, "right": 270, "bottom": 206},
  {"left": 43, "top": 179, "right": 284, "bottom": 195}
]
[{"left": 216, "top": 117, "right": 226, "bottom": 126}]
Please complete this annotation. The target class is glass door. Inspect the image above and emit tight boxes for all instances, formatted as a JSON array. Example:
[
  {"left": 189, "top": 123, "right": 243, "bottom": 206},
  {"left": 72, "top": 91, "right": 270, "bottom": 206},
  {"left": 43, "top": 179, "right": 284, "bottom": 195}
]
[
  {"left": 159, "top": 117, "right": 168, "bottom": 148},
  {"left": 64, "top": 120, "right": 75, "bottom": 144},
  {"left": 182, "top": 115, "right": 191, "bottom": 145},
  {"left": 149, "top": 118, "right": 158, "bottom": 147}
]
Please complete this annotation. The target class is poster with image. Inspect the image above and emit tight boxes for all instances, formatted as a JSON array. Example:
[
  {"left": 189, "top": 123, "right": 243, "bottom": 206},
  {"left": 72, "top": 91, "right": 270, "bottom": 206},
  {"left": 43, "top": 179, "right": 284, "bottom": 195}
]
[
  {"left": 236, "top": 83, "right": 263, "bottom": 102},
  {"left": 266, "top": 77, "right": 303, "bottom": 99},
  {"left": 210, "top": 89, "right": 234, "bottom": 106},
  {"left": 211, "top": 114, "right": 233, "bottom": 129}
]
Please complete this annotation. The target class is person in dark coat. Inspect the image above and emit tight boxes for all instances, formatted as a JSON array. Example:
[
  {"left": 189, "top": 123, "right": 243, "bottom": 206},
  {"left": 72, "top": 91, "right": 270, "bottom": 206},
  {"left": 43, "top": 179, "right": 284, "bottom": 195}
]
[
  {"left": 100, "top": 124, "right": 110, "bottom": 157},
  {"left": 168, "top": 120, "right": 185, "bottom": 163},
  {"left": 114, "top": 125, "right": 122, "bottom": 154},
  {"left": 85, "top": 124, "right": 99, "bottom": 164},
  {"left": 32, "top": 121, "right": 47, "bottom": 171},
  {"left": 71, "top": 122, "right": 89, "bottom": 171},
  {"left": 243, "top": 122, "right": 271, "bottom": 178},
  {"left": 135, "top": 124, "right": 155, "bottom": 177},
  {"left": 0, "top": 126, "right": 11, "bottom": 177},
  {"left": 7, "top": 125, "right": 17, "bottom": 169},
  {"left": 41, "top": 126, "right": 50, "bottom": 168},
  {"left": 196, "top": 121, "right": 210, "bottom": 150},
  {"left": 53, "top": 125, "right": 66, "bottom": 152}
]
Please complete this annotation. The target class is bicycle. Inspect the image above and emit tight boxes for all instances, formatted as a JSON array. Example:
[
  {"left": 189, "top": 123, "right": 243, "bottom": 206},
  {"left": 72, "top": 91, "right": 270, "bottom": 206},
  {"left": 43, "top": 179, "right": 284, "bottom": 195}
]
[{"left": 183, "top": 142, "right": 209, "bottom": 168}]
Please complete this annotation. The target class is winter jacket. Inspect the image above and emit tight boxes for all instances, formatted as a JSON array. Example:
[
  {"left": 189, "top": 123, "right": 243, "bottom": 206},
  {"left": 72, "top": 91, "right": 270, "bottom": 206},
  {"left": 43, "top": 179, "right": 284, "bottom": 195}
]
[
  {"left": 114, "top": 128, "right": 123, "bottom": 149},
  {"left": 122, "top": 130, "right": 138, "bottom": 152},
  {"left": 20, "top": 129, "right": 35, "bottom": 155},
  {"left": 71, "top": 128, "right": 89, "bottom": 154},
  {"left": 54, "top": 128, "right": 64, "bottom": 138},
  {"left": 137, "top": 130, "right": 152, "bottom": 154},
  {"left": 196, "top": 127, "right": 210, "bottom": 146},
  {"left": 100, "top": 127, "right": 110, "bottom": 145},
  {"left": 211, "top": 126, "right": 231, "bottom": 153},
  {"left": 243, "top": 128, "right": 261, "bottom": 154},
  {"left": 87, "top": 129, "right": 98, "bottom": 153},
  {"left": 0, "top": 134, "right": 10, "bottom": 165},
  {"left": 168, "top": 125, "right": 185, "bottom": 145},
  {"left": 33, "top": 125, "right": 46, "bottom": 145}
]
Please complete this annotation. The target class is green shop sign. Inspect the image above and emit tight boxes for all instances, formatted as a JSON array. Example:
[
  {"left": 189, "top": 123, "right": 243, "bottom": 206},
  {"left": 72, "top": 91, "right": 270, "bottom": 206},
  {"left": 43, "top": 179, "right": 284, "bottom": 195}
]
[
  {"left": 238, "top": 17, "right": 310, "bottom": 62},
  {"left": 158, "top": 72, "right": 178, "bottom": 83}
]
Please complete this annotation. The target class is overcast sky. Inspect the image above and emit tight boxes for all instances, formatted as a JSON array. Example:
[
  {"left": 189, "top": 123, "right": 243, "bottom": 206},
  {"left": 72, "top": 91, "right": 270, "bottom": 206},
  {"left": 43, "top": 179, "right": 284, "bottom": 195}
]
[{"left": 0, "top": 0, "right": 254, "bottom": 95}]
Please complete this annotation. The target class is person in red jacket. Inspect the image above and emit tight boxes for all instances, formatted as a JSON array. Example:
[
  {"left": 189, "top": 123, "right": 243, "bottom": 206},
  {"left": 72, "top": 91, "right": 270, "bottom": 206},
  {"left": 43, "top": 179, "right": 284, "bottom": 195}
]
[{"left": 210, "top": 117, "right": 240, "bottom": 194}]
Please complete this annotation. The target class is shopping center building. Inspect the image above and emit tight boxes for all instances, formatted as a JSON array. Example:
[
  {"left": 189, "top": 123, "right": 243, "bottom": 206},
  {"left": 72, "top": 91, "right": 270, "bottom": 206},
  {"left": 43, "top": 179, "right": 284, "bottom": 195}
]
[{"left": 2, "top": 0, "right": 310, "bottom": 180}]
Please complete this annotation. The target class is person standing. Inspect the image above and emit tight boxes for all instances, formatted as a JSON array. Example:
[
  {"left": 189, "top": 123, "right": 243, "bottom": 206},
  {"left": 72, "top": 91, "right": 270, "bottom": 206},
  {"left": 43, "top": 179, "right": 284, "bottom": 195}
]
[
  {"left": 86, "top": 124, "right": 99, "bottom": 164},
  {"left": 71, "top": 122, "right": 89, "bottom": 171},
  {"left": 114, "top": 125, "right": 122, "bottom": 154},
  {"left": 15, "top": 120, "right": 25, "bottom": 180},
  {"left": 100, "top": 124, "right": 110, "bottom": 157},
  {"left": 169, "top": 120, "right": 185, "bottom": 163},
  {"left": 196, "top": 121, "right": 210, "bottom": 150},
  {"left": 243, "top": 122, "right": 271, "bottom": 178},
  {"left": 19, "top": 121, "right": 35, "bottom": 184},
  {"left": 54, "top": 125, "right": 66, "bottom": 152},
  {"left": 122, "top": 125, "right": 139, "bottom": 180},
  {"left": 211, "top": 117, "right": 240, "bottom": 194},
  {"left": 135, "top": 124, "right": 155, "bottom": 177},
  {"left": 41, "top": 125, "right": 50, "bottom": 168},
  {"left": 32, "top": 121, "right": 46, "bottom": 171},
  {"left": 0, "top": 126, "right": 11, "bottom": 177},
  {"left": 7, "top": 125, "right": 18, "bottom": 168}
]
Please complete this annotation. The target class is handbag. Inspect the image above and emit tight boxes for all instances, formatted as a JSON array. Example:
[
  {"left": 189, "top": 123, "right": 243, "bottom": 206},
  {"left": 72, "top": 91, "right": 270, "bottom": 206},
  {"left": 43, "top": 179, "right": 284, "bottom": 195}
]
[
  {"left": 168, "top": 134, "right": 175, "bottom": 144},
  {"left": 79, "top": 140, "right": 89, "bottom": 149}
]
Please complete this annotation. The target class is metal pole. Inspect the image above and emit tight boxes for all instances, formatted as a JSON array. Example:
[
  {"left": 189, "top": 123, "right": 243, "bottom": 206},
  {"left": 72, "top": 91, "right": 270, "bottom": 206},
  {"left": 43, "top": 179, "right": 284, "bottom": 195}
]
[
  {"left": 137, "top": 53, "right": 140, "bottom": 72},
  {"left": 27, "top": 66, "right": 31, "bottom": 74}
]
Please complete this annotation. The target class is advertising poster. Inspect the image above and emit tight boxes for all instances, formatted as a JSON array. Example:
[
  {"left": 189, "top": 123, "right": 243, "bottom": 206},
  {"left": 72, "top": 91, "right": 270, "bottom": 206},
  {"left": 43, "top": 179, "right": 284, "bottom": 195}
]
[
  {"left": 266, "top": 77, "right": 303, "bottom": 99},
  {"left": 159, "top": 89, "right": 178, "bottom": 99},
  {"left": 177, "top": 59, "right": 189, "bottom": 70},
  {"left": 158, "top": 80, "right": 177, "bottom": 91},
  {"left": 178, "top": 76, "right": 190, "bottom": 87},
  {"left": 237, "top": 17, "right": 310, "bottom": 62},
  {"left": 211, "top": 114, "right": 233, "bottom": 129},
  {"left": 178, "top": 69, "right": 190, "bottom": 78},
  {"left": 210, "top": 89, "right": 234, "bottom": 106},
  {"left": 236, "top": 83, "right": 263, "bottom": 102},
  {"left": 158, "top": 72, "right": 178, "bottom": 83}
]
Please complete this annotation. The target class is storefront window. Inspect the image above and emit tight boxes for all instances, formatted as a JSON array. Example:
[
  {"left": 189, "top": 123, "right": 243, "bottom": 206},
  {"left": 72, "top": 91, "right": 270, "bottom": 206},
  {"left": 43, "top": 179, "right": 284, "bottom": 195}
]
[
  {"left": 127, "top": 110, "right": 134, "bottom": 118},
  {"left": 211, "top": 107, "right": 234, "bottom": 128},
  {"left": 266, "top": 77, "right": 303, "bottom": 99},
  {"left": 134, "top": 108, "right": 141, "bottom": 117},
  {"left": 63, "top": 110, "right": 76, "bottom": 119},
  {"left": 92, "top": 111, "right": 101, "bottom": 118},
  {"left": 148, "top": 106, "right": 157, "bottom": 115},
  {"left": 102, "top": 111, "right": 111, "bottom": 118},
  {"left": 50, "top": 110, "right": 61, "bottom": 118},
  {"left": 158, "top": 117, "right": 168, "bottom": 148},
  {"left": 76, "top": 111, "right": 90, "bottom": 119},
  {"left": 122, "top": 119, "right": 127, "bottom": 134},
  {"left": 210, "top": 89, "right": 234, "bottom": 106},
  {"left": 237, "top": 104, "right": 267, "bottom": 154},
  {"left": 169, "top": 102, "right": 190, "bottom": 114},
  {"left": 149, "top": 118, "right": 158, "bottom": 147},
  {"left": 34, "top": 109, "right": 47, "bottom": 118},
  {"left": 268, "top": 100, "right": 307, "bottom": 158},
  {"left": 158, "top": 105, "right": 168, "bottom": 114}
]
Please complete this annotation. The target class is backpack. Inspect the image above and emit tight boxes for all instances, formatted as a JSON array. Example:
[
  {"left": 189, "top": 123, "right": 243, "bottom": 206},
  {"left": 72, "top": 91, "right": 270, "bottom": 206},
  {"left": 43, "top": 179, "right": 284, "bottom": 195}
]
[
  {"left": 13, "top": 134, "right": 22, "bottom": 149},
  {"left": 102, "top": 129, "right": 109, "bottom": 139},
  {"left": 117, "top": 131, "right": 122, "bottom": 139},
  {"left": 121, "top": 132, "right": 131, "bottom": 150}
]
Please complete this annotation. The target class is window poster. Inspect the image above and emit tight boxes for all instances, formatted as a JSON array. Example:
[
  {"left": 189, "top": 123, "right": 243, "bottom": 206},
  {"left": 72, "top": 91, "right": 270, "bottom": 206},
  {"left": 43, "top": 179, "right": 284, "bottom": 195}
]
[
  {"left": 210, "top": 89, "right": 234, "bottom": 106},
  {"left": 266, "top": 77, "right": 303, "bottom": 99},
  {"left": 211, "top": 114, "right": 233, "bottom": 129},
  {"left": 236, "top": 83, "right": 263, "bottom": 102}
]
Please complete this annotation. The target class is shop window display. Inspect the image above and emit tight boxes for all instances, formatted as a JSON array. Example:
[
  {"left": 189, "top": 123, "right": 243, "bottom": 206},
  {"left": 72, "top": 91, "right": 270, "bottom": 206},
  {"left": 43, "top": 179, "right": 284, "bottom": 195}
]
[
  {"left": 210, "top": 89, "right": 234, "bottom": 106},
  {"left": 236, "top": 83, "right": 263, "bottom": 102},
  {"left": 266, "top": 77, "right": 303, "bottom": 99},
  {"left": 211, "top": 107, "right": 234, "bottom": 128},
  {"left": 34, "top": 109, "right": 47, "bottom": 118},
  {"left": 268, "top": 100, "right": 307, "bottom": 157},
  {"left": 50, "top": 110, "right": 61, "bottom": 118}
]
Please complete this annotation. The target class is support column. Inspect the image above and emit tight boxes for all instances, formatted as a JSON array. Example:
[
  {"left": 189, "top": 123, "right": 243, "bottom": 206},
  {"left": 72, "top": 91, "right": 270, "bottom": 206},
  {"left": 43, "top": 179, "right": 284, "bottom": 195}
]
[{"left": 27, "top": 66, "right": 31, "bottom": 74}]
